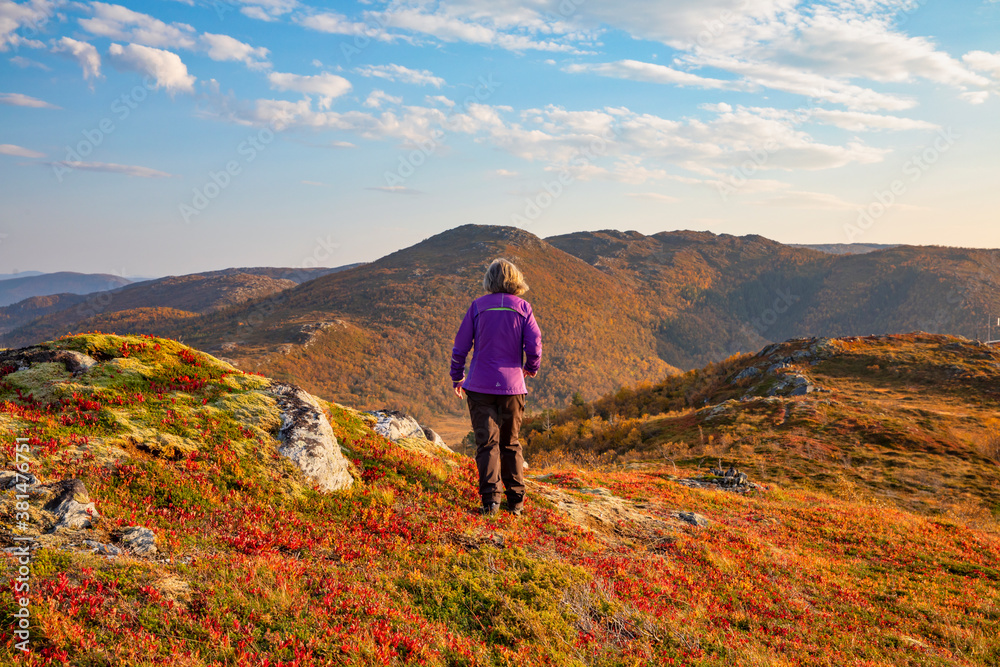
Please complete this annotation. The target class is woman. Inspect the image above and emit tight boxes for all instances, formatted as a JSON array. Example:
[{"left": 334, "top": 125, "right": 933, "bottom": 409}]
[{"left": 450, "top": 258, "right": 542, "bottom": 516}]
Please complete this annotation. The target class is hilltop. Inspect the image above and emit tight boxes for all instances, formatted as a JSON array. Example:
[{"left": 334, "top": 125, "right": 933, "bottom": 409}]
[
  {"left": 0, "top": 334, "right": 997, "bottom": 665},
  {"left": 523, "top": 332, "right": 1000, "bottom": 519}
]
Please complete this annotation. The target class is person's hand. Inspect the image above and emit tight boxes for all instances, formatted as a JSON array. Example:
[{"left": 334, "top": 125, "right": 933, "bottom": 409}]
[
  {"left": 454, "top": 383, "right": 465, "bottom": 399},
  {"left": 522, "top": 368, "right": 537, "bottom": 378}
]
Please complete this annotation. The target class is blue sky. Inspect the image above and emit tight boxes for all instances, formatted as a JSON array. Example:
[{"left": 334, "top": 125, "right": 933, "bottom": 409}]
[{"left": 1, "top": 0, "right": 999, "bottom": 276}]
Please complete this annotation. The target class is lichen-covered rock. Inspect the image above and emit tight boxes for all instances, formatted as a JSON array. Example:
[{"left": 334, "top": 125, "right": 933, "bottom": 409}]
[
  {"left": 369, "top": 410, "right": 425, "bottom": 442},
  {"left": 269, "top": 382, "right": 353, "bottom": 492},
  {"left": 43, "top": 479, "right": 99, "bottom": 531},
  {"left": 675, "top": 511, "right": 710, "bottom": 527},
  {"left": 118, "top": 526, "right": 157, "bottom": 555}
]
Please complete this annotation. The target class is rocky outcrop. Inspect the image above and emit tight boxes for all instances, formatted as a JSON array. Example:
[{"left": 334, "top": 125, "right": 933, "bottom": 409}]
[
  {"left": 0, "top": 347, "right": 96, "bottom": 374},
  {"left": 422, "top": 427, "right": 450, "bottom": 451},
  {"left": 369, "top": 410, "right": 426, "bottom": 441},
  {"left": 118, "top": 526, "right": 157, "bottom": 555},
  {"left": 43, "top": 479, "right": 100, "bottom": 531},
  {"left": 268, "top": 382, "right": 354, "bottom": 492},
  {"left": 674, "top": 465, "right": 761, "bottom": 494}
]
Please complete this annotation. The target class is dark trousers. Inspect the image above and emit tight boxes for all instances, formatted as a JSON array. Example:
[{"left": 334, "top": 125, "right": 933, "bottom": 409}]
[{"left": 465, "top": 390, "right": 526, "bottom": 508}]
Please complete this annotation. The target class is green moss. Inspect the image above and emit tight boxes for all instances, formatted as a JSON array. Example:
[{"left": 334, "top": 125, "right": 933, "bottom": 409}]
[
  {"left": 4, "top": 362, "right": 73, "bottom": 402},
  {"left": 212, "top": 391, "right": 281, "bottom": 434}
]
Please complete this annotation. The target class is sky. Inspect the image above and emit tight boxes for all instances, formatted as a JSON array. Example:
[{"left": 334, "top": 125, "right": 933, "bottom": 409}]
[{"left": 1, "top": 0, "right": 999, "bottom": 277}]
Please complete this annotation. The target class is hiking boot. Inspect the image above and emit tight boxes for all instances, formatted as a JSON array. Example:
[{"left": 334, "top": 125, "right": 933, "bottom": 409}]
[
  {"left": 480, "top": 502, "right": 500, "bottom": 516},
  {"left": 509, "top": 506, "right": 523, "bottom": 517}
]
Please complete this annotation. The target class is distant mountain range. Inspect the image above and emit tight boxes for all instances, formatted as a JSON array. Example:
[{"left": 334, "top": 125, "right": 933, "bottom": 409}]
[
  {"left": 2, "top": 227, "right": 998, "bottom": 424},
  {"left": 0, "top": 271, "right": 131, "bottom": 307},
  {"left": 790, "top": 243, "right": 899, "bottom": 254}
]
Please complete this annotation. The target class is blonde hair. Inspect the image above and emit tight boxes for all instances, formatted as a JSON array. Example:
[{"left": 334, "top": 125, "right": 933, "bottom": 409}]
[{"left": 483, "top": 258, "right": 529, "bottom": 296}]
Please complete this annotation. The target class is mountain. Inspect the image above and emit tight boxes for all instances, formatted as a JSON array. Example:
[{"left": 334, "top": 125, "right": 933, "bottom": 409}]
[
  {"left": 3, "top": 227, "right": 1000, "bottom": 431},
  {"left": 546, "top": 230, "right": 1000, "bottom": 370},
  {"left": 0, "top": 270, "right": 44, "bottom": 281},
  {"left": 0, "top": 273, "right": 299, "bottom": 342},
  {"left": 790, "top": 242, "right": 899, "bottom": 254},
  {"left": 0, "top": 271, "right": 131, "bottom": 307},
  {"left": 0, "top": 332, "right": 996, "bottom": 665},
  {"left": 165, "top": 225, "right": 679, "bottom": 423},
  {"left": 0, "top": 265, "right": 360, "bottom": 339}
]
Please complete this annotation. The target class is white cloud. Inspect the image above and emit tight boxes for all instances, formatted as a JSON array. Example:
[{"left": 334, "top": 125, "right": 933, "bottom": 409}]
[
  {"left": 626, "top": 192, "right": 679, "bottom": 202},
  {"left": 9, "top": 55, "right": 50, "bottom": 70},
  {"left": 52, "top": 37, "right": 102, "bottom": 82},
  {"left": 268, "top": 71, "right": 352, "bottom": 109},
  {"left": 367, "top": 185, "right": 422, "bottom": 195},
  {"left": 357, "top": 64, "right": 445, "bottom": 88},
  {"left": 750, "top": 190, "right": 856, "bottom": 209},
  {"left": 108, "top": 43, "right": 195, "bottom": 94},
  {"left": 363, "top": 89, "right": 402, "bottom": 108},
  {"left": 690, "top": 55, "right": 916, "bottom": 110},
  {"left": 200, "top": 33, "right": 270, "bottom": 70},
  {"left": 47, "top": 160, "right": 173, "bottom": 177},
  {"left": 0, "top": 143, "right": 44, "bottom": 158},
  {"left": 237, "top": 0, "right": 299, "bottom": 22},
  {"left": 808, "top": 109, "right": 938, "bottom": 132},
  {"left": 959, "top": 90, "right": 989, "bottom": 105},
  {"left": 565, "top": 59, "right": 738, "bottom": 90},
  {"left": 963, "top": 50, "right": 1000, "bottom": 78},
  {"left": 0, "top": 0, "right": 55, "bottom": 51},
  {"left": 80, "top": 3, "right": 196, "bottom": 50},
  {"left": 493, "top": 169, "right": 518, "bottom": 177},
  {"left": 0, "top": 91, "right": 58, "bottom": 108}
]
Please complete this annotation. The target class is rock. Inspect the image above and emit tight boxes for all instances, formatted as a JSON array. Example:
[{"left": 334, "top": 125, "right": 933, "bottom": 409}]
[
  {"left": 0, "top": 347, "right": 97, "bottom": 374},
  {"left": 421, "top": 426, "right": 450, "bottom": 450},
  {"left": 0, "top": 470, "right": 38, "bottom": 490},
  {"left": 676, "top": 511, "right": 710, "bottom": 527},
  {"left": 43, "top": 479, "right": 100, "bottom": 531},
  {"left": 268, "top": 382, "right": 354, "bottom": 492},
  {"left": 118, "top": 526, "right": 157, "bottom": 555},
  {"left": 369, "top": 410, "right": 426, "bottom": 442},
  {"left": 733, "top": 366, "right": 762, "bottom": 382},
  {"left": 83, "top": 539, "right": 122, "bottom": 556}
]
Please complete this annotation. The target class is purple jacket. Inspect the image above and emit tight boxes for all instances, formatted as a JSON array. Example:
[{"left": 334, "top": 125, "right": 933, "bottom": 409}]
[{"left": 450, "top": 292, "right": 542, "bottom": 395}]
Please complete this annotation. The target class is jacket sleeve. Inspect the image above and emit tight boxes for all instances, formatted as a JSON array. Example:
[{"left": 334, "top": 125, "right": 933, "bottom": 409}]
[
  {"left": 522, "top": 306, "right": 542, "bottom": 375},
  {"left": 450, "top": 303, "right": 475, "bottom": 385}
]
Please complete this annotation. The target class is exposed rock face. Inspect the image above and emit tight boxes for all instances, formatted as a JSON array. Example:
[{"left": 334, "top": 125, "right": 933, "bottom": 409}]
[
  {"left": 0, "top": 347, "right": 97, "bottom": 374},
  {"left": 269, "top": 382, "right": 354, "bottom": 492},
  {"left": 369, "top": 410, "right": 426, "bottom": 442},
  {"left": 674, "top": 511, "right": 710, "bottom": 527},
  {"left": 118, "top": 526, "right": 157, "bottom": 555},
  {"left": 43, "top": 479, "right": 100, "bottom": 531},
  {"left": 674, "top": 465, "right": 761, "bottom": 494},
  {"left": 421, "top": 426, "right": 450, "bottom": 451}
]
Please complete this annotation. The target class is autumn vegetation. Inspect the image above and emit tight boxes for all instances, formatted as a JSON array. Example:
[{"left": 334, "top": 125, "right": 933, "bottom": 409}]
[{"left": 0, "top": 332, "right": 997, "bottom": 665}]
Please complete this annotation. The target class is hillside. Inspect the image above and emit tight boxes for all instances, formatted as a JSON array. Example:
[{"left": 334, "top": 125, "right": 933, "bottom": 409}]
[
  {"left": 547, "top": 230, "right": 1000, "bottom": 370},
  {"left": 523, "top": 332, "right": 1000, "bottom": 519},
  {"left": 1, "top": 273, "right": 299, "bottom": 344},
  {"left": 0, "top": 266, "right": 358, "bottom": 339},
  {"left": 0, "top": 272, "right": 131, "bottom": 307},
  {"left": 0, "top": 334, "right": 997, "bottom": 665}
]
